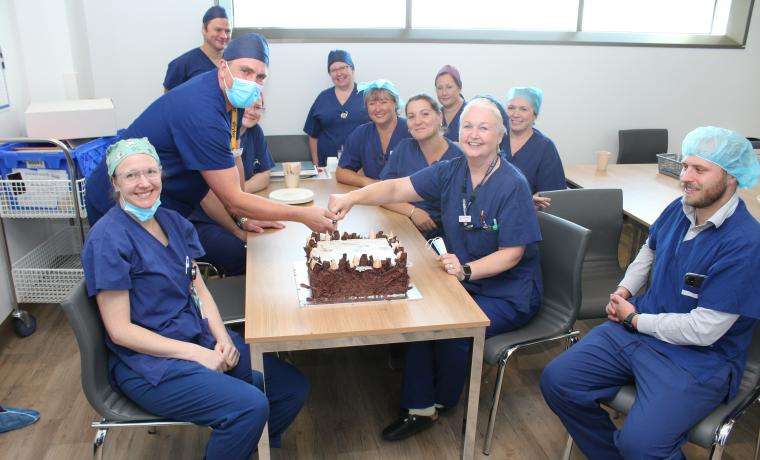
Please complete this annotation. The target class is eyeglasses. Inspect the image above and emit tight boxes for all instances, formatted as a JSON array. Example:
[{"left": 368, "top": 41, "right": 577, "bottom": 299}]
[
  {"left": 117, "top": 167, "right": 161, "bottom": 184},
  {"left": 329, "top": 64, "right": 351, "bottom": 74}
]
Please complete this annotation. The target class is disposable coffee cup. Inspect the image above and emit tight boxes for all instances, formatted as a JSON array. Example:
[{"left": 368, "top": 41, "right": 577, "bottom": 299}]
[
  {"left": 283, "top": 162, "right": 301, "bottom": 188},
  {"left": 596, "top": 151, "right": 612, "bottom": 172}
]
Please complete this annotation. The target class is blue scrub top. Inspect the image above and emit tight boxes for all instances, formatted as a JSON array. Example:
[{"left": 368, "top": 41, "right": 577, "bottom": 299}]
[
  {"left": 443, "top": 97, "right": 466, "bottom": 142},
  {"left": 163, "top": 48, "right": 216, "bottom": 91},
  {"left": 338, "top": 119, "right": 411, "bottom": 180},
  {"left": 189, "top": 124, "right": 274, "bottom": 226},
  {"left": 631, "top": 198, "right": 760, "bottom": 399},
  {"left": 506, "top": 129, "right": 566, "bottom": 194},
  {"left": 380, "top": 138, "right": 462, "bottom": 224},
  {"left": 82, "top": 206, "right": 216, "bottom": 386},
  {"left": 410, "top": 156, "right": 542, "bottom": 314},
  {"left": 86, "top": 71, "right": 237, "bottom": 222},
  {"left": 303, "top": 85, "right": 370, "bottom": 166}
]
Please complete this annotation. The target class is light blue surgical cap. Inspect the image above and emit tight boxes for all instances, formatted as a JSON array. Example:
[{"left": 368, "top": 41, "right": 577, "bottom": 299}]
[
  {"left": 358, "top": 79, "right": 403, "bottom": 106},
  {"left": 107, "top": 138, "right": 160, "bottom": 176},
  {"left": 505, "top": 86, "right": 543, "bottom": 115},
  {"left": 682, "top": 126, "right": 760, "bottom": 189}
]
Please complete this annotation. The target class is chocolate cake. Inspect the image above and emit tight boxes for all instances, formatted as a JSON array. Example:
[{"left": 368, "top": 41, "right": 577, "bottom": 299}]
[{"left": 304, "top": 230, "right": 409, "bottom": 302}]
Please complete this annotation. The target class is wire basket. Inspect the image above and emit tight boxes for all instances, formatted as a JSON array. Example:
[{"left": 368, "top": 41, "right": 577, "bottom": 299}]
[
  {"left": 12, "top": 226, "right": 84, "bottom": 303},
  {"left": 0, "top": 178, "right": 87, "bottom": 219},
  {"left": 656, "top": 153, "right": 682, "bottom": 179}
]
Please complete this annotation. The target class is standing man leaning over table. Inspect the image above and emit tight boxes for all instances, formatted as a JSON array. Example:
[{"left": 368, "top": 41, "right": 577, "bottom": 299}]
[
  {"left": 541, "top": 126, "right": 760, "bottom": 459},
  {"left": 85, "top": 33, "right": 337, "bottom": 234},
  {"left": 163, "top": 6, "right": 230, "bottom": 91}
]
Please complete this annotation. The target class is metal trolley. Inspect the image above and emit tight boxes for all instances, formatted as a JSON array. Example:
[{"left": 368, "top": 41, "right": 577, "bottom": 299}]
[{"left": 0, "top": 137, "right": 87, "bottom": 337}]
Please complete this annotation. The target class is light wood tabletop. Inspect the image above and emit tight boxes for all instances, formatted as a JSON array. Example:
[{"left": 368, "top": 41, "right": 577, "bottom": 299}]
[
  {"left": 564, "top": 163, "right": 760, "bottom": 227},
  {"left": 245, "top": 178, "right": 490, "bottom": 460}
]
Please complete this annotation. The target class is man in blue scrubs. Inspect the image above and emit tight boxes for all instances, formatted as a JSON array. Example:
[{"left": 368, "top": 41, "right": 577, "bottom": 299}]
[
  {"left": 163, "top": 6, "right": 230, "bottom": 91},
  {"left": 541, "top": 126, "right": 760, "bottom": 459},
  {"left": 304, "top": 50, "right": 370, "bottom": 166},
  {"left": 86, "top": 33, "right": 336, "bottom": 234},
  {"left": 336, "top": 79, "right": 411, "bottom": 187}
]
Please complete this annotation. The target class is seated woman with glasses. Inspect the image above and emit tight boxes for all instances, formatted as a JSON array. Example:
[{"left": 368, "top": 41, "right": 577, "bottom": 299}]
[
  {"left": 328, "top": 98, "right": 542, "bottom": 441},
  {"left": 82, "top": 138, "right": 309, "bottom": 459},
  {"left": 189, "top": 98, "right": 283, "bottom": 276},
  {"left": 304, "top": 50, "right": 370, "bottom": 167},
  {"left": 379, "top": 93, "right": 462, "bottom": 239},
  {"left": 335, "top": 79, "right": 411, "bottom": 187}
]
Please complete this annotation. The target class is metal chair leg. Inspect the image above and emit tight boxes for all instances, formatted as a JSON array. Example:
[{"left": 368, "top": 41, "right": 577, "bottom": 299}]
[
  {"left": 754, "top": 418, "right": 760, "bottom": 460},
  {"left": 93, "top": 427, "right": 108, "bottom": 459},
  {"left": 709, "top": 443, "right": 725, "bottom": 460},
  {"left": 483, "top": 349, "right": 515, "bottom": 455},
  {"left": 562, "top": 434, "right": 574, "bottom": 460}
]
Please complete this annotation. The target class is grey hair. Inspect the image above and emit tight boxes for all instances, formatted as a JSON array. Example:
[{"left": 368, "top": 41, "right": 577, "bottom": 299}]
[{"left": 460, "top": 98, "right": 507, "bottom": 135}]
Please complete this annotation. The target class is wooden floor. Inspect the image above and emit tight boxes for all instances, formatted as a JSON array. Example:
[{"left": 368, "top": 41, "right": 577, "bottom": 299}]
[{"left": 0, "top": 301, "right": 758, "bottom": 460}]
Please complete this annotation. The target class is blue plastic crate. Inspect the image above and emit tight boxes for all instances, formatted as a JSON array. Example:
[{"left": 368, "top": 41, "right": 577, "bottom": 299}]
[
  {"left": 0, "top": 143, "right": 73, "bottom": 179},
  {"left": 71, "top": 135, "right": 120, "bottom": 179}
]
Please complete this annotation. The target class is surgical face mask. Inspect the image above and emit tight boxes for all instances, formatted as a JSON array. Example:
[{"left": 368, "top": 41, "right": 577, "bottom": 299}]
[
  {"left": 121, "top": 197, "right": 161, "bottom": 222},
  {"left": 224, "top": 62, "right": 263, "bottom": 109}
]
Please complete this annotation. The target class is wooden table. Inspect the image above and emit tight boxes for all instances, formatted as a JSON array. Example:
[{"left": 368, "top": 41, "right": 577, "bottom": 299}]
[
  {"left": 245, "top": 180, "right": 491, "bottom": 459},
  {"left": 564, "top": 163, "right": 760, "bottom": 227}
]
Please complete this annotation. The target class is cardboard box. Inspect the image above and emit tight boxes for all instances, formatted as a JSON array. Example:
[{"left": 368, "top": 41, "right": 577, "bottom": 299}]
[{"left": 25, "top": 98, "right": 117, "bottom": 140}]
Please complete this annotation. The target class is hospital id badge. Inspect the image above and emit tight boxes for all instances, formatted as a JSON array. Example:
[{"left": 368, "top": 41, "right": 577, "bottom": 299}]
[
  {"left": 458, "top": 215, "right": 472, "bottom": 223},
  {"left": 190, "top": 287, "right": 206, "bottom": 319},
  {"left": 232, "top": 147, "right": 244, "bottom": 158}
]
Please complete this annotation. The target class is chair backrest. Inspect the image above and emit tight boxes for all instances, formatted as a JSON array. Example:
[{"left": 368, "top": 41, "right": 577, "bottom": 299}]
[
  {"left": 60, "top": 281, "right": 152, "bottom": 422},
  {"left": 265, "top": 134, "right": 311, "bottom": 162},
  {"left": 535, "top": 212, "right": 591, "bottom": 332},
  {"left": 540, "top": 188, "right": 623, "bottom": 261},
  {"left": 618, "top": 129, "right": 668, "bottom": 164}
]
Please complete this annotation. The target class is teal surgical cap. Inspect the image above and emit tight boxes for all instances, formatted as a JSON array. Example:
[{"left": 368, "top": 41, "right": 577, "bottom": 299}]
[
  {"left": 505, "top": 86, "right": 543, "bottom": 115},
  {"left": 107, "top": 138, "right": 161, "bottom": 176},
  {"left": 358, "top": 79, "right": 403, "bottom": 105},
  {"left": 682, "top": 126, "right": 760, "bottom": 189}
]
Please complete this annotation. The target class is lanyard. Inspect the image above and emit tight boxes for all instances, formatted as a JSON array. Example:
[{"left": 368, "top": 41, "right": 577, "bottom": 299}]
[
  {"left": 230, "top": 108, "right": 239, "bottom": 151},
  {"left": 461, "top": 154, "right": 499, "bottom": 215}
]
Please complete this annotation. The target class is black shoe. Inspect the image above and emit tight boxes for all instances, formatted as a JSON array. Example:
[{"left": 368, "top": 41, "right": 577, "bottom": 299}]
[{"left": 382, "top": 413, "right": 437, "bottom": 441}]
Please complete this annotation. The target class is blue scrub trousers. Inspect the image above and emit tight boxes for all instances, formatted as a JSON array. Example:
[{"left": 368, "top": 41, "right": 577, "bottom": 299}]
[
  {"left": 112, "top": 331, "right": 309, "bottom": 460},
  {"left": 400, "top": 294, "right": 535, "bottom": 409},
  {"left": 540, "top": 322, "right": 728, "bottom": 460},
  {"left": 194, "top": 222, "right": 247, "bottom": 276}
]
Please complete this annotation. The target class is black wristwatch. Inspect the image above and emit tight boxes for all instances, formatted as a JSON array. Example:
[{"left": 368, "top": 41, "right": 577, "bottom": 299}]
[
  {"left": 462, "top": 264, "right": 472, "bottom": 282},
  {"left": 623, "top": 312, "right": 638, "bottom": 332}
]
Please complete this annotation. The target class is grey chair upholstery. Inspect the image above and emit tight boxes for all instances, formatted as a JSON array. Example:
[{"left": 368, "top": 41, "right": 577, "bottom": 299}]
[
  {"left": 482, "top": 212, "right": 591, "bottom": 455},
  {"left": 265, "top": 134, "right": 311, "bottom": 162},
  {"left": 564, "top": 326, "right": 760, "bottom": 460},
  {"left": 205, "top": 275, "right": 245, "bottom": 325},
  {"left": 60, "top": 281, "right": 190, "bottom": 457},
  {"left": 540, "top": 189, "right": 626, "bottom": 320},
  {"left": 618, "top": 129, "right": 668, "bottom": 164}
]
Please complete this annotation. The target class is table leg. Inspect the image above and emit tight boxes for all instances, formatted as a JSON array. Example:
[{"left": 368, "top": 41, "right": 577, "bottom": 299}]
[
  {"left": 250, "top": 345, "right": 270, "bottom": 460},
  {"left": 462, "top": 328, "right": 486, "bottom": 460}
]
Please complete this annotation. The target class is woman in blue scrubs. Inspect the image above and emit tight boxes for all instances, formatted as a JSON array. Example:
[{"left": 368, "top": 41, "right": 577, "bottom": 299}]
[
  {"left": 329, "top": 98, "right": 542, "bottom": 441},
  {"left": 82, "top": 139, "right": 308, "bottom": 460},
  {"left": 505, "top": 87, "right": 566, "bottom": 201},
  {"left": 304, "top": 50, "right": 370, "bottom": 167},
  {"left": 163, "top": 6, "right": 230, "bottom": 91},
  {"left": 190, "top": 99, "right": 283, "bottom": 276},
  {"left": 380, "top": 94, "right": 462, "bottom": 239},
  {"left": 336, "top": 79, "right": 411, "bottom": 187},
  {"left": 435, "top": 65, "right": 466, "bottom": 142}
]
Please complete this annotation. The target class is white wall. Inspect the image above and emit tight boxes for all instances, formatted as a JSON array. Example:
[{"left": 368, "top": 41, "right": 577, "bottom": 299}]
[{"left": 81, "top": 3, "right": 760, "bottom": 165}]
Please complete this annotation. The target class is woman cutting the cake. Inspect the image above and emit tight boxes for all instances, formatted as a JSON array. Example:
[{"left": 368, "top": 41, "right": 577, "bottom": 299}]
[
  {"left": 328, "top": 98, "right": 542, "bottom": 441},
  {"left": 82, "top": 138, "right": 309, "bottom": 460}
]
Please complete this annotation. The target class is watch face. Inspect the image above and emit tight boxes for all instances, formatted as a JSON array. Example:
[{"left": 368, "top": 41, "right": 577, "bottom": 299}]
[{"left": 463, "top": 265, "right": 472, "bottom": 275}]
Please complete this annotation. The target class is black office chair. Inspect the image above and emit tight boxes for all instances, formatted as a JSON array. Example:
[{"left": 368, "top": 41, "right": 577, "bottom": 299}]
[
  {"left": 563, "top": 325, "right": 760, "bottom": 460},
  {"left": 482, "top": 212, "right": 591, "bottom": 454},
  {"left": 205, "top": 275, "right": 245, "bottom": 325},
  {"left": 540, "top": 189, "right": 626, "bottom": 320},
  {"left": 60, "top": 282, "right": 192, "bottom": 458},
  {"left": 618, "top": 129, "right": 668, "bottom": 164},
  {"left": 265, "top": 134, "right": 311, "bottom": 162}
]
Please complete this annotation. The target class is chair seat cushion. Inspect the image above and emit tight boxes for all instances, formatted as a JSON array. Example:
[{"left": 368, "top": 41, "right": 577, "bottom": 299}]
[{"left": 484, "top": 306, "right": 571, "bottom": 364}]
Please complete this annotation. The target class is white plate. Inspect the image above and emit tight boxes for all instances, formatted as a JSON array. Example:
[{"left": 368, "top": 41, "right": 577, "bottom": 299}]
[{"left": 268, "top": 188, "right": 314, "bottom": 204}]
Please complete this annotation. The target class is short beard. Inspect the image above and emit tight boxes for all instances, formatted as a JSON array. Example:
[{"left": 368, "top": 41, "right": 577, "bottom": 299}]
[{"left": 683, "top": 173, "right": 729, "bottom": 208}]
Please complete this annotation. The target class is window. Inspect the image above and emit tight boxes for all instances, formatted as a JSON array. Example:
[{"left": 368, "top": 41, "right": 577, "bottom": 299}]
[{"left": 231, "top": 0, "right": 754, "bottom": 48}]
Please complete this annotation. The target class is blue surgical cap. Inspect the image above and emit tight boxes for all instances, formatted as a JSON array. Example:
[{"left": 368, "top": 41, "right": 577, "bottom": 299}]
[
  {"left": 223, "top": 33, "right": 270, "bottom": 65},
  {"left": 359, "top": 79, "right": 403, "bottom": 106},
  {"left": 328, "top": 50, "right": 354, "bottom": 72},
  {"left": 506, "top": 86, "right": 543, "bottom": 115},
  {"left": 682, "top": 126, "right": 760, "bottom": 189},
  {"left": 202, "top": 6, "right": 228, "bottom": 25}
]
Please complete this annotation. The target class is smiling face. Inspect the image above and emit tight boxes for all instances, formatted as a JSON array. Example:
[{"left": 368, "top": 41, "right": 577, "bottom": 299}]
[
  {"left": 242, "top": 98, "right": 265, "bottom": 128},
  {"left": 435, "top": 73, "right": 462, "bottom": 109},
  {"left": 680, "top": 155, "right": 735, "bottom": 208},
  {"left": 506, "top": 97, "right": 537, "bottom": 134},
  {"left": 112, "top": 154, "right": 162, "bottom": 209},
  {"left": 202, "top": 18, "right": 231, "bottom": 52},
  {"left": 329, "top": 61, "right": 355, "bottom": 90},
  {"left": 366, "top": 89, "right": 398, "bottom": 126},
  {"left": 459, "top": 103, "right": 504, "bottom": 160},
  {"left": 405, "top": 98, "right": 442, "bottom": 142}
]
